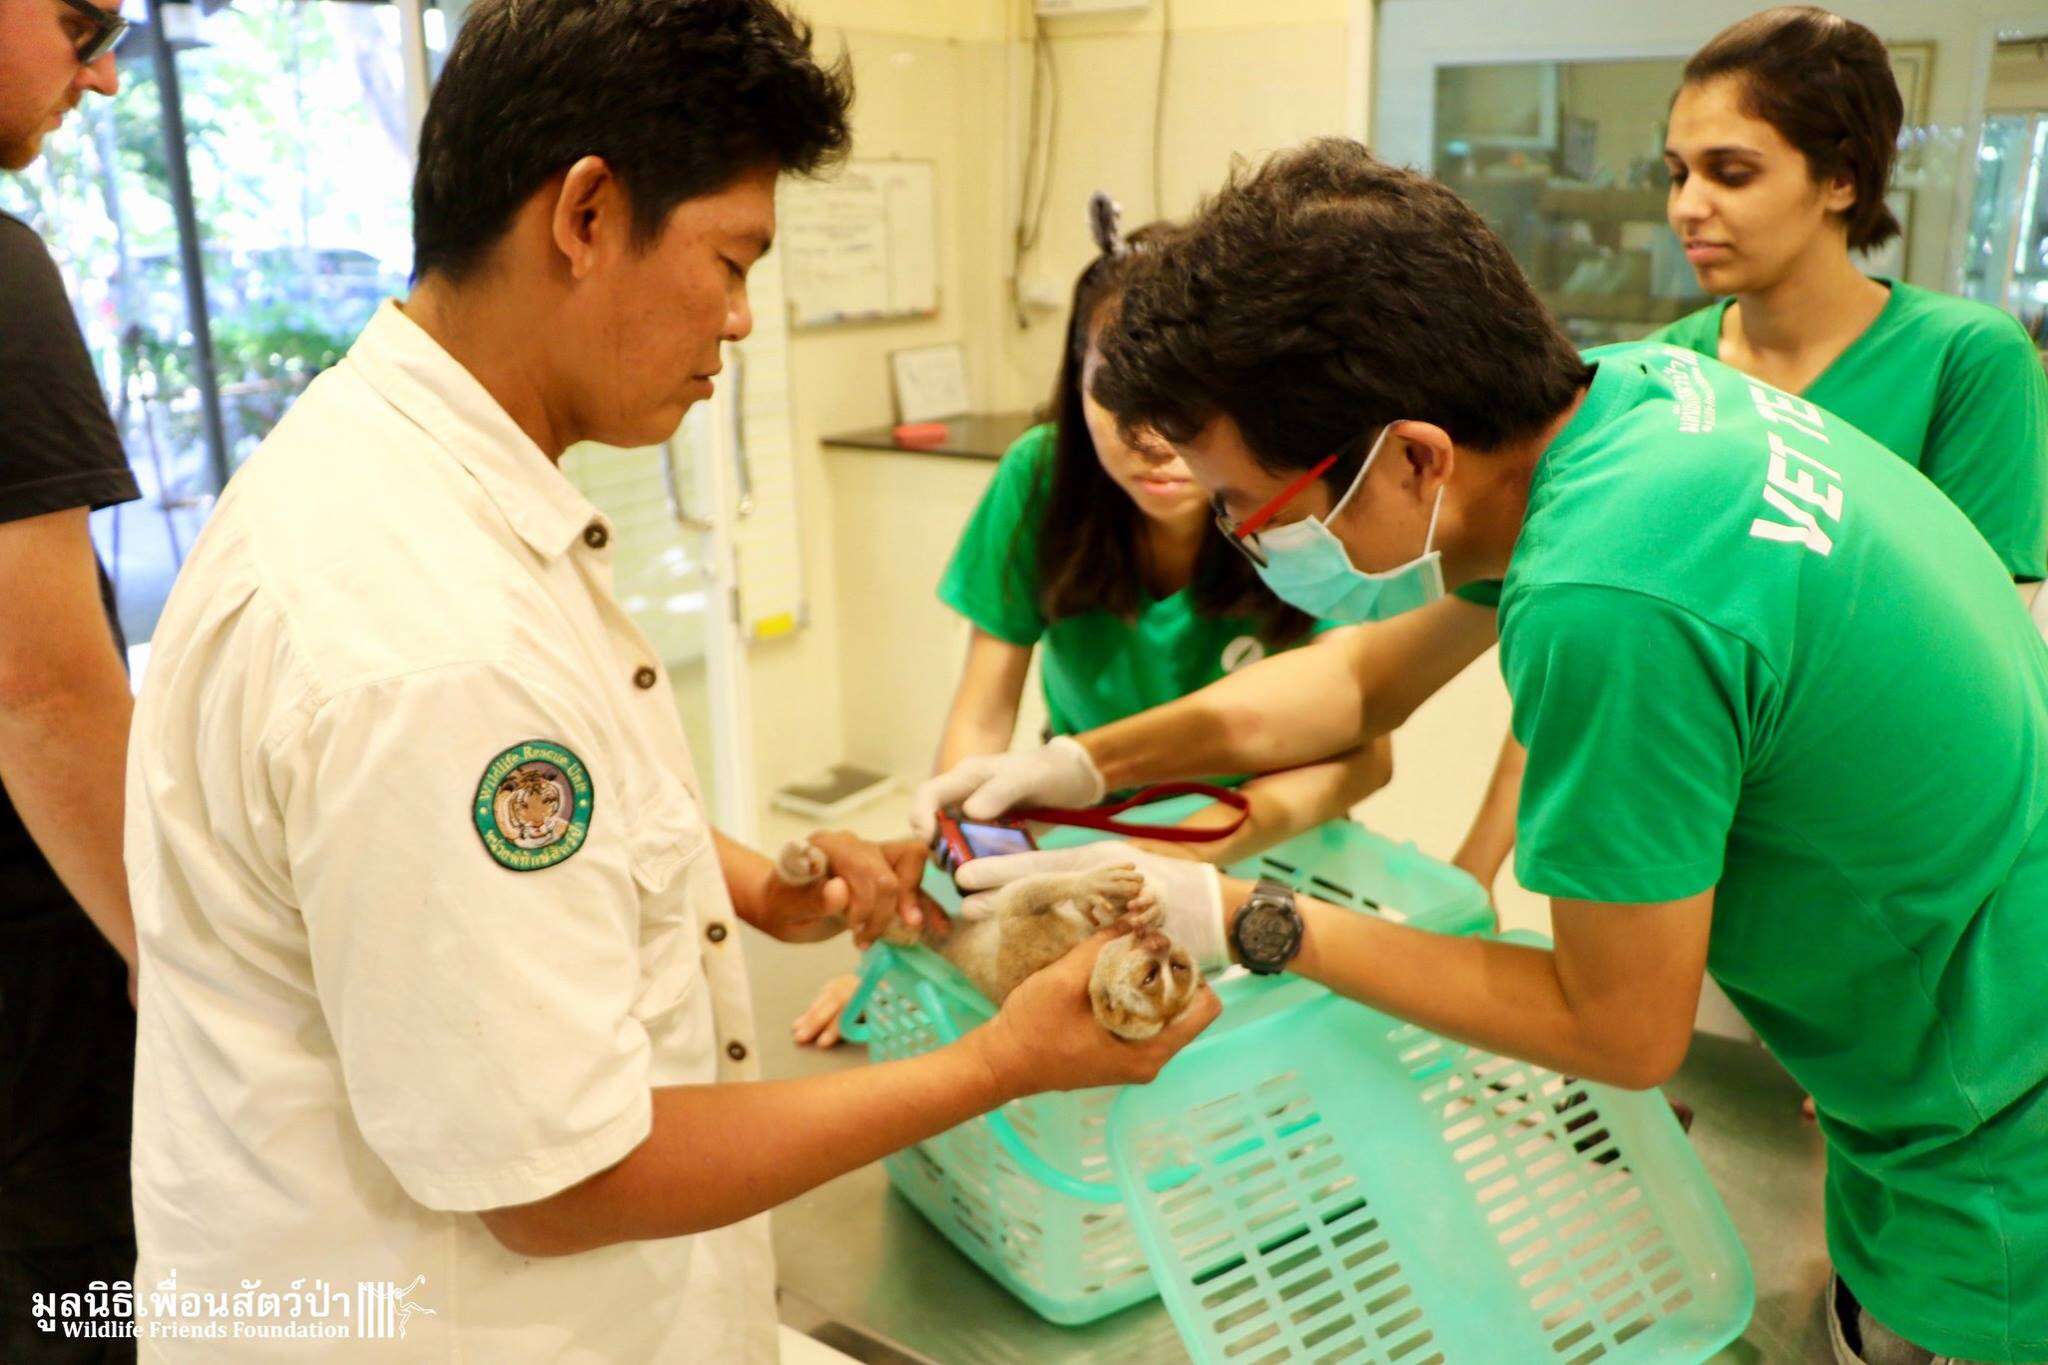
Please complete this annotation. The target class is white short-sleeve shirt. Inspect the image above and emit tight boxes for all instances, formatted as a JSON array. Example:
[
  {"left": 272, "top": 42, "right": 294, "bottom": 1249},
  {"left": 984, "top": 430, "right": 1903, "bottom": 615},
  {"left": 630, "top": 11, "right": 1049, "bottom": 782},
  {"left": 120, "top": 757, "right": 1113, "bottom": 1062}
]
[{"left": 126, "top": 302, "right": 775, "bottom": 1361}]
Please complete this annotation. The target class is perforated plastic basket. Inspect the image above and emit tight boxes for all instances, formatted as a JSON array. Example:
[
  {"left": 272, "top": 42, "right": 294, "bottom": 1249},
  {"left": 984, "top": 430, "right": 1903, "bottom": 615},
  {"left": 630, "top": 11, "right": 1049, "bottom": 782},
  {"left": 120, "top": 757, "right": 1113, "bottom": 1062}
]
[
  {"left": 1107, "top": 972, "right": 1754, "bottom": 1364},
  {"left": 839, "top": 814, "right": 1495, "bottom": 1325}
]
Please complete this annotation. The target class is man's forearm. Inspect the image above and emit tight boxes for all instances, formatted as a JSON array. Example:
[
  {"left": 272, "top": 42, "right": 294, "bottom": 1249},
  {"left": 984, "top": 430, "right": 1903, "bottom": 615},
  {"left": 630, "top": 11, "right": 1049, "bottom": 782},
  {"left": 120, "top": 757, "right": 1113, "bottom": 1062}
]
[
  {"left": 1081, "top": 598, "right": 1496, "bottom": 790},
  {"left": 1223, "top": 879, "right": 1700, "bottom": 1089},
  {"left": 1082, "top": 639, "right": 1374, "bottom": 790},
  {"left": 483, "top": 1036, "right": 1014, "bottom": 1254},
  {"left": 0, "top": 684, "right": 137, "bottom": 964},
  {"left": 1224, "top": 741, "right": 1394, "bottom": 860}
]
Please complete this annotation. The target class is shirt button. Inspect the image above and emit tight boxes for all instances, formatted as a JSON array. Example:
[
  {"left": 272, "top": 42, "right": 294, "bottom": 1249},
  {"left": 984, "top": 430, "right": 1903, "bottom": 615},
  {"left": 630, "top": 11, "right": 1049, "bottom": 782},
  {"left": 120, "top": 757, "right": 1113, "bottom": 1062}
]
[
  {"left": 583, "top": 521, "right": 609, "bottom": 550},
  {"left": 706, "top": 922, "right": 728, "bottom": 944},
  {"left": 726, "top": 1041, "right": 748, "bottom": 1062},
  {"left": 633, "top": 665, "right": 658, "bottom": 690}
]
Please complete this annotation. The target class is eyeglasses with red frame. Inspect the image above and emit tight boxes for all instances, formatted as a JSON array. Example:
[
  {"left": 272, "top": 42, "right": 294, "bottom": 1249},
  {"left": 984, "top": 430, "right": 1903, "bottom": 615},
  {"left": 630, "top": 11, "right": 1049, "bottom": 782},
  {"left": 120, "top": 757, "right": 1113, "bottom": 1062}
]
[{"left": 1211, "top": 427, "right": 1383, "bottom": 568}]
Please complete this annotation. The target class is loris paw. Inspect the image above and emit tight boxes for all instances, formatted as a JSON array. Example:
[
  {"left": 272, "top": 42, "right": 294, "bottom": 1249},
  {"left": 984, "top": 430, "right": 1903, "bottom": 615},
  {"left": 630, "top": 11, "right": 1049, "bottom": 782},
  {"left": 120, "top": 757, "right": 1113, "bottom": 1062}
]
[
  {"left": 1108, "top": 899, "right": 1164, "bottom": 936},
  {"left": 1067, "top": 864, "right": 1146, "bottom": 928},
  {"left": 988, "top": 865, "right": 1146, "bottom": 927},
  {"left": 774, "top": 838, "right": 829, "bottom": 887}
]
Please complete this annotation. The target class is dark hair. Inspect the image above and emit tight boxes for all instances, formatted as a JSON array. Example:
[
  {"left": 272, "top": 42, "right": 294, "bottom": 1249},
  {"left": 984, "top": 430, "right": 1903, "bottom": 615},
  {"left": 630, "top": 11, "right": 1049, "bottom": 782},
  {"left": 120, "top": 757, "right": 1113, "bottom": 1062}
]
[
  {"left": 1682, "top": 6, "right": 1903, "bottom": 251},
  {"left": 1033, "top": 228, "right": 1314, "bottom": 647},
  {"left": 413, "top": 0, "right": 853, "bottom": 282},
  {"left": 1092, "top": 138, "right": 1589, "bottom": 485}
]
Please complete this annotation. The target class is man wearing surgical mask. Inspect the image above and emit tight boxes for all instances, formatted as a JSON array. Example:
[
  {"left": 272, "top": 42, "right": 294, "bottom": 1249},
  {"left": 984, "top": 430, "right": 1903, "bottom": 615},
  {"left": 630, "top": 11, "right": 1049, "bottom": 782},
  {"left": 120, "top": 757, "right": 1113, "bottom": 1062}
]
[{"left": 915, "top": 138, "right": 2048, "bottom": 1365}]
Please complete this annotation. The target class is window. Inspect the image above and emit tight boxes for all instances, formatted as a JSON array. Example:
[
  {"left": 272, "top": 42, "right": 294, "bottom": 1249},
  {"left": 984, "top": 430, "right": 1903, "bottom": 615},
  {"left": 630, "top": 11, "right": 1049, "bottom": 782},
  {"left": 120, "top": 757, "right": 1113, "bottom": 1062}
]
[
  {"left": 1432, "top": 58, "right": 1703, "bottom": 347},
  {"left": 1375, "top": 1, "right": 2040, "bottom": 357},
  {"left": 1963, "top": 40, "right": 2048, "bottom": 347},
  {"left": 0, "top": 0, "right": 413, "bottom": 645}
]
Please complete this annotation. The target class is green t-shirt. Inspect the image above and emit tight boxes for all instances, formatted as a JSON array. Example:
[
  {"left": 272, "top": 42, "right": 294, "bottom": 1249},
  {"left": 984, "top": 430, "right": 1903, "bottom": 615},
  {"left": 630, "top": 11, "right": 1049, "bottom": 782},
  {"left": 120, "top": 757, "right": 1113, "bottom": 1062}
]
[
  {"left": 1654, "top": 280, "right": 2048, "bottom": 581},
  {"left": 940, "top": 424, "right": 1328, "bottom": 737},
  {"left": 1495, "top": 341, "right": 2048, "bottom": 1362}
]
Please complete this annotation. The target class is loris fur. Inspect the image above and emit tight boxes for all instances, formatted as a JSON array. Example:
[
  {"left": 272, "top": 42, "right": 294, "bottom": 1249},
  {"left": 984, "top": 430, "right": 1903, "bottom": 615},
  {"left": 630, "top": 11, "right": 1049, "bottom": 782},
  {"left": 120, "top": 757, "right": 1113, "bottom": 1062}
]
[{"left": 773, "top": 839, "right": 1200, "bottom": 1040}]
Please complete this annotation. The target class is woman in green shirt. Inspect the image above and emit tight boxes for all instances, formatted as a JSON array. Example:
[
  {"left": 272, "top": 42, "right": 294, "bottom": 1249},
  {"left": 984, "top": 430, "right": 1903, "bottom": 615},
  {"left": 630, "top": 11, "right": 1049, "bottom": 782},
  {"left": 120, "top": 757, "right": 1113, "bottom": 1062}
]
[
  {"left": 792, "top": 211, "right": 1391, "bottom": 1046},
  {"left": 1455, "top": 4, "right": 2048, "bottom": 903}
]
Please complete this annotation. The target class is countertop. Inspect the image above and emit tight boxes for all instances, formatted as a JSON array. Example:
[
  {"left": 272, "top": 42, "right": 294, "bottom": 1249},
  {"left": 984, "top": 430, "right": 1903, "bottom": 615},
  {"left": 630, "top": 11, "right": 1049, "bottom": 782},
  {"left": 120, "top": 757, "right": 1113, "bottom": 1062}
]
[
  {"left": 822, "top": 411, "right": 1041, "bottom": 461},
  {"left": 753, "top": 932, "right": 1834, "bottom": 1364}
]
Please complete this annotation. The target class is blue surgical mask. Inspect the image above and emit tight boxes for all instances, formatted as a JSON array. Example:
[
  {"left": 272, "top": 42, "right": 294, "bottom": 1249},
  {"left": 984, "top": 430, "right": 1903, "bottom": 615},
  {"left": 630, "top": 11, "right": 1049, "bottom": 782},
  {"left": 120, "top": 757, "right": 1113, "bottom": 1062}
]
[{"left": 1249, "top": 425, "right": 1446, "bottom": 625}]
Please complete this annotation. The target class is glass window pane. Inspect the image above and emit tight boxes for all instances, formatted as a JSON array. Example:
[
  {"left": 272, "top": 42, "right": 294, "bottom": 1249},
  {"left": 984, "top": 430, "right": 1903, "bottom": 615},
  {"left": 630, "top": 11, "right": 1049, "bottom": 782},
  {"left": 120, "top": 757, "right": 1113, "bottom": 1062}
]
[
  {"left": 0, "top": 55, "right": 214, "bottom": 646},
  {"left": 422, "top": 0, "right": 473, "bottom": 81},
  {"left": 1433, "top": 58, "right": 1704, "bottom": 347},
  {"left": 0, "top": 0, "right": 414, "bottom": 646},
  {"left": 1964, "top": 38, "right": 2048, "bottom": 345},
  {"left": 171, "top": 0, "right": 413, "bottom": 469}
]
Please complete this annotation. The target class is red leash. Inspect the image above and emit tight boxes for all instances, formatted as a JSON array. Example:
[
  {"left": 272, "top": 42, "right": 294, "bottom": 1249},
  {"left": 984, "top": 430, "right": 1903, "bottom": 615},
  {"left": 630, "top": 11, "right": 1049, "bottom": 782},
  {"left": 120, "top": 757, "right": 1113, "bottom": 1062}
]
[{"left": 1014, "top": 782, "right": 1250, "bottom": 844}]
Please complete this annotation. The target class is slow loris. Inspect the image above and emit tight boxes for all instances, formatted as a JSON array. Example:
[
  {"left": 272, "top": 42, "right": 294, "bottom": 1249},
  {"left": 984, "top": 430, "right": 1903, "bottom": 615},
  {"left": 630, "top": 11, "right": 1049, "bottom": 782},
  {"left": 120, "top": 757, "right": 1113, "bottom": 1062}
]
[{"left": 774, "top": 840, "right": 1200, "bottom": 1040}]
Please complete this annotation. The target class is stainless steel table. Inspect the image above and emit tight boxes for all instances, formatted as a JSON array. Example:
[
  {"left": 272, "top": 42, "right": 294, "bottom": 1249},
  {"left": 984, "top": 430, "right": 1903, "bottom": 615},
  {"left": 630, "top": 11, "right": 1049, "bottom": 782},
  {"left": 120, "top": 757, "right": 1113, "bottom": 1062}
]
[{"left": 751, "top": 934, "right": 1834, "bottom": 1363}]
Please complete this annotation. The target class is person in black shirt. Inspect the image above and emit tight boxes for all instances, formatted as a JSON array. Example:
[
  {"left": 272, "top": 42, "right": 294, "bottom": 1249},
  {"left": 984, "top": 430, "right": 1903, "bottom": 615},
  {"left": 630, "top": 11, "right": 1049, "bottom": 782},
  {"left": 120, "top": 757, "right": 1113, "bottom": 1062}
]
[{"left": 0, "top": 1, "right": 141, "bottom": 1360}]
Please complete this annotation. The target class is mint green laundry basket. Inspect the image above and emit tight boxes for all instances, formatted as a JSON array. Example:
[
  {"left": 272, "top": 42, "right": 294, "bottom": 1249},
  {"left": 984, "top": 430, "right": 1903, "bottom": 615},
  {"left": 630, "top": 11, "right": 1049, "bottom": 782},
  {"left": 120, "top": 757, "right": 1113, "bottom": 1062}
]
[
  {"left": 838, "top": 806, "right": 1496, "bottom": 1325},
  {"left": 1106, "top": 954, "right": 1755, "bottom": 1364}
]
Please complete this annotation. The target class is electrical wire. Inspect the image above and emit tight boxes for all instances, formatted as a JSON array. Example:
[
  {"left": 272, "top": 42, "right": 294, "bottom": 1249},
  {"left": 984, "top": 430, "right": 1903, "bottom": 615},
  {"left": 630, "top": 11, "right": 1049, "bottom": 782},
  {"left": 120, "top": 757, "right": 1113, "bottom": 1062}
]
[
  {"left": 1152, "top": 0, "right": 1173, "bottom": 217},
  {"left": 1012, "top": 16, "right": 1060, "bottom": 328}
]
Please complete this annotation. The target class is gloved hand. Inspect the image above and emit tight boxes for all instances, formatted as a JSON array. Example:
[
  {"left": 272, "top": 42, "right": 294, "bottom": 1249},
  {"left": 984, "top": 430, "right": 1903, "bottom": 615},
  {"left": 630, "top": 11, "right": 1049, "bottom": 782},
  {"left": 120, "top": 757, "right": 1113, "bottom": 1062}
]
[
  {"left": 953, "top": 842, "right": 1229, "bottom": 973},
  {"left": 909, "top": 736, "right": 1106, "bottom": 840}
]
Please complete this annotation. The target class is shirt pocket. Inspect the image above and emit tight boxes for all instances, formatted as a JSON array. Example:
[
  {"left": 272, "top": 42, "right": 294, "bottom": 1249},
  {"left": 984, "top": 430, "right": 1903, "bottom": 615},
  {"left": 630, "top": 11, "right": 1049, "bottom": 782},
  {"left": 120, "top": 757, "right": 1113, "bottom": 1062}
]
[{"left": 626, "top": 773, "right": 714, "bottom": 1024}]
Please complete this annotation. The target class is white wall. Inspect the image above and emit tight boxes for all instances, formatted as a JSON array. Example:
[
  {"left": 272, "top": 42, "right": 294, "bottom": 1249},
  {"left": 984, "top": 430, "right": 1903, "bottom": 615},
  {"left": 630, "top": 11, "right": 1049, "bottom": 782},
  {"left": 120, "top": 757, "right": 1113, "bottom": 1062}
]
[
  {"left": 993, "top": 0, "right": 1366, "bottom": 410},
  {"left": 738, "top": 9, "right": 1010, "bottom": 803}
]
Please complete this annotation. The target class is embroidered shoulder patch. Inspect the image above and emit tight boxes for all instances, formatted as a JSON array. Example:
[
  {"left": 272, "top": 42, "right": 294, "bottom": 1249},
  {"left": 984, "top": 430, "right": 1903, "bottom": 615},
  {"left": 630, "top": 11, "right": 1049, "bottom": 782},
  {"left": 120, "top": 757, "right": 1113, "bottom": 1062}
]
[{"left": 474, "top": 740, "right": 594, "bottom": 871}]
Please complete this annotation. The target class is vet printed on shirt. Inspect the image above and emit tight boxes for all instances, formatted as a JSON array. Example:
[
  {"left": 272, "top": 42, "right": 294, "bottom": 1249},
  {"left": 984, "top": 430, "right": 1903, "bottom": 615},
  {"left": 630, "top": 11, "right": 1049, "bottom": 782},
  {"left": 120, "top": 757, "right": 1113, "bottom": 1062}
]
[
  {"left": 1494, "top": 342, "right": 2048, "bottom": 1362},
  {"left": 1655, "top": 279, "right": 2048, "bottom": 581}
]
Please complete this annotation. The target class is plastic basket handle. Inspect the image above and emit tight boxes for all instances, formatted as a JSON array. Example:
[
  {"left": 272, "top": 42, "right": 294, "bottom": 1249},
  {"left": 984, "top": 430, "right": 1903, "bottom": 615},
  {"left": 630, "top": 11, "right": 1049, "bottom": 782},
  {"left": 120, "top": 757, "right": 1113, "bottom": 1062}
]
[{"left": 913, "top": 979, "right": 1123, "bottom": 1205}]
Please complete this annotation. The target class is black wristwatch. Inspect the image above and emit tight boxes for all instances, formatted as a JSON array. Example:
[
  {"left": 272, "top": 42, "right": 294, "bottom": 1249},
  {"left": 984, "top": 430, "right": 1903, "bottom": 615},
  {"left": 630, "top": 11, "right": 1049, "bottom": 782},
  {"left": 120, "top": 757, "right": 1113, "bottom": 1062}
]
[{"left": 1231, "top": 877, "right": 1304, "bottom": 975}]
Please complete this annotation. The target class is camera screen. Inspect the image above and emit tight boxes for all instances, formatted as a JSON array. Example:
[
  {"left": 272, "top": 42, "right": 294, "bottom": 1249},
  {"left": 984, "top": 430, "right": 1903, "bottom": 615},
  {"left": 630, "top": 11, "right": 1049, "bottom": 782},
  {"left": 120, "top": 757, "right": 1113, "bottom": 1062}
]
[{"left": 958, "top": 821, "right": 1034, "bottom": 858}]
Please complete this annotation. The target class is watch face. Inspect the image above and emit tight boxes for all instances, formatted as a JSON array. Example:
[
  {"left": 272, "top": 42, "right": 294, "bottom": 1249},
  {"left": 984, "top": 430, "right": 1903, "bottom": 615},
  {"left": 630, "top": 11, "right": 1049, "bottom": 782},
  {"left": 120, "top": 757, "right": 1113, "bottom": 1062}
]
[{"left": 1239, "top": 903, "right": 1300, "bottom": 966}]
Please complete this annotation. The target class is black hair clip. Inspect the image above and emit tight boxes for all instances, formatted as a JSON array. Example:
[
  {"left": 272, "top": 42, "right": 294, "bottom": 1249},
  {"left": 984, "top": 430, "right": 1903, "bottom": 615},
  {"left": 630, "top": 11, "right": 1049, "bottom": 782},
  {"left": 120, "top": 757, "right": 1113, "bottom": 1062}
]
[{"left": 1088, "top": 191, "right": 1125, "bottom": 258}]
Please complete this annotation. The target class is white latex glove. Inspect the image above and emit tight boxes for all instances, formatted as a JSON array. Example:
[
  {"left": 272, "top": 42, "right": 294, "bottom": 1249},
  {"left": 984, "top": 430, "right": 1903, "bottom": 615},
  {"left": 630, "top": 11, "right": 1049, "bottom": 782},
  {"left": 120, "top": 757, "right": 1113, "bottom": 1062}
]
[
  {"left": 909, "top": 736, "right": 1107, "bottom": 840},
  {"left": 953, "top": 842, "right": 1229, "bottom": 973}
]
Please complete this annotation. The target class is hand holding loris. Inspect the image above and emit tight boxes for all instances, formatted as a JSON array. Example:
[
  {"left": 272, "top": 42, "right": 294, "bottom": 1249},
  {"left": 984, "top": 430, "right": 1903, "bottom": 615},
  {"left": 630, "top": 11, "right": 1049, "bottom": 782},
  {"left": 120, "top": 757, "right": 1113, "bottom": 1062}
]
[{"left": 774, "top": 839, "right": 1201, "bottom": 1040}]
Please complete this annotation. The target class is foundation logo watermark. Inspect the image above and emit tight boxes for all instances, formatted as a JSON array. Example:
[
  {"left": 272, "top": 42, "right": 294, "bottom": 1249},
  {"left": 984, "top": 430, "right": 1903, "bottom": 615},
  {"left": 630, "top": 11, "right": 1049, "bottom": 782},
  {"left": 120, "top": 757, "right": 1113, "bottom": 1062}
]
[{"left": 31, "top": 1271, "right": 438, "bottom": 1342}]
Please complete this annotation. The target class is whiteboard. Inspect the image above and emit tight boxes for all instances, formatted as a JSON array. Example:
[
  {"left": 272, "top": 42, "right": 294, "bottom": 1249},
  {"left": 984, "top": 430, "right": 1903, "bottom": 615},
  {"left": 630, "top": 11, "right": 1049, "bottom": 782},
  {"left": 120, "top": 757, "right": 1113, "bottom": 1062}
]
[{"left": 780, "top": 160, "right": 939, "bottom": 327}]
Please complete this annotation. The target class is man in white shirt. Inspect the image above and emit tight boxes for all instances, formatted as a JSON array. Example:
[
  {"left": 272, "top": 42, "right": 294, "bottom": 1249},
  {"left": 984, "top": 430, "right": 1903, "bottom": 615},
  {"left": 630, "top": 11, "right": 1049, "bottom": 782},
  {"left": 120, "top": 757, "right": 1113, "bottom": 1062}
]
[{"left": 124, "top": 1, "right": 1217, "bottom": 1358}]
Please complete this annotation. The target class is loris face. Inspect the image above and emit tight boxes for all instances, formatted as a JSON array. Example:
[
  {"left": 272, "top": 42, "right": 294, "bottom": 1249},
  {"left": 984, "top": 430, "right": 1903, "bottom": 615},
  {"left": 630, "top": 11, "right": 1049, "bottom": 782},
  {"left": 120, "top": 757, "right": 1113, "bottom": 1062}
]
[{"left": 1089, "top": 925, "right": 1200, "bottom": 1040}]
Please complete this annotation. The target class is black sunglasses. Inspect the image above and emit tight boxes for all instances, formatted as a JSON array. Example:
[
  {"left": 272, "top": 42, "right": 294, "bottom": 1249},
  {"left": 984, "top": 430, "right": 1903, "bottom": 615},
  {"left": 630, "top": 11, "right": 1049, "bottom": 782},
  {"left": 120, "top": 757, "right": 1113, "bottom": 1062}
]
[{"left": 56, "top": 0, "right": 130, "bottom": 63}]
